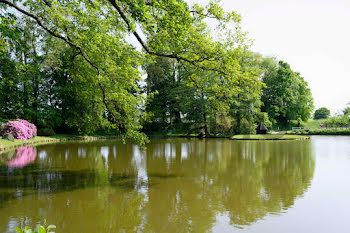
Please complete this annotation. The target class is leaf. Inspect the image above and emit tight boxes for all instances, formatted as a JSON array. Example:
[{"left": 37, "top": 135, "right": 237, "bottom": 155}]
[
  {"left": 14, "top": 227, "right": 23, "bottom": 233},
  {"left": 38, "top": 225, "right": 46, "bottom": 233},
  {"left": 47, "top": 225, "right": 56, "bottom": 230}
]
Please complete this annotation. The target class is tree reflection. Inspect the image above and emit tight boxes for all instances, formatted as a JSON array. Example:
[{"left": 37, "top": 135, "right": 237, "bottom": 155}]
[
  {"left": 144, "top": 139, "right": 315, "bottom": 230},
  {"left": 0, "top": 139, "right": 315, "bottom": 232}
]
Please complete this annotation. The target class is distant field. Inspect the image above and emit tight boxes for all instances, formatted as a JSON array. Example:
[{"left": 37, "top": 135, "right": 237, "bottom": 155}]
[{"left": 231, "top": 135, "right": 310, "bottom": 140}]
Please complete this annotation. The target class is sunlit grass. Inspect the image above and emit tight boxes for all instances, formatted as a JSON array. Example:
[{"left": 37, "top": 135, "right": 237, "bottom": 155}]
[
  {"left": 231, "top": 135, "right": 310, "bottom": 140},
  {"left": 303, "top": 119, "right": 325, "bottom": 128},
  {"left": 0, "top": 136, "right": 58, "bottom": 147}
]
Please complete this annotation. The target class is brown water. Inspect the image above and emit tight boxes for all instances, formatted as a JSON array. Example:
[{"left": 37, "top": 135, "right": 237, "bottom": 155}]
[{"left": 0, "top": 136, "right": 348, "bottom": 232}]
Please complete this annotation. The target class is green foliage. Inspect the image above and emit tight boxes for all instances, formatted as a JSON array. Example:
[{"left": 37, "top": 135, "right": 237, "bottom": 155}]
[
  {"left": 289, "top": 120, "right": 306, "bottom": 128},
  {"left": 261, "top": 58, "right": 314, "bottom": 128},
  {"left": 14, "top": 222, "right": 56, "bottom": 233},
  {"left": 303, "top": 119, "right": 325, "bottom": 128},
  {"left": 344, "top": 107, "right": 350, "bottom": 115},
  {"left": 343, "top": 103, "right": 350, "bottom": 115},
  {"left": 143, "top": 57, "right": 184, "bottom": 133},
  {"left": 0, "top": 0, "right": 257, "bottom": 143},
  {"left": 0, "top": 0, "right": 316, "bottom": 140},
  {"left": 144, "top": 50, "right": 265, "bottom": 136},
  {"left": 314, "top": 107, "right": 330, "bottom": 119},
  {"left": 306, "top": 129, "right": 350, "bottom": 135},
  {"left": 256, "top": 112, "right": 272, "bottom": 129},
  {"left": 323, "top": 114, "right": 350, "bottom": 127},
  {"left": 2, "top": 132, "right": 14, "bottom": 141}
]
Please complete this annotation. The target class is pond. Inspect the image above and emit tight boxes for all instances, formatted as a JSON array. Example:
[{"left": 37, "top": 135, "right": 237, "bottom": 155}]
[{"left": 0, "top": 136, "right": 349, "bottom": 232}]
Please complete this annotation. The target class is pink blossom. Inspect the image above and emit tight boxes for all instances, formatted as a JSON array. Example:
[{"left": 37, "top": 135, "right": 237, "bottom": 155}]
[
  {"left": 3, "top": 119, "right": 37, "bottom": 140},
  {"left": 7, "top": 146, "right": 36, "bottom": 168}
]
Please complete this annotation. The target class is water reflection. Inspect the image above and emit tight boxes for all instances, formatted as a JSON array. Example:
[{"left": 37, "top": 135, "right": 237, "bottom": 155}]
[
  {"left": 0, "top": 139, "right": 314, "bottom": 232},
  {"left": 7, "top": 147, "right": 36, "bottom": 168}
]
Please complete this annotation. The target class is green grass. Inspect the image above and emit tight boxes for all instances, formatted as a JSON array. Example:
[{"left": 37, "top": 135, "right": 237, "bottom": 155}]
[
  {"left": 0, "top": 136, "right": 59, "bottom": 147},
  {"left": 0, "top": 134, "right": 124, "bottom": 153},
  {"left": 231, "top": 134, "right": 310, "bottom": 140},
  {"left": 303, "top": 119, "right": 325, "bottom": 128}
]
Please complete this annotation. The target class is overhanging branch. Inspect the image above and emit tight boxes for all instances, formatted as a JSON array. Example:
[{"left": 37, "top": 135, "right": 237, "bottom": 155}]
[
  {"left": 108, "top": 0, "right": 226, "bottom": 76},
  {"left": 0, "top": 0, "right": 109, "bottom": 108}
]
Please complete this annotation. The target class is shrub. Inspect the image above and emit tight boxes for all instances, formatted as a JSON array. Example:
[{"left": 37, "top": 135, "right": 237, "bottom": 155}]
[
  {"left": 308, "top": 129, "right": 350, "bottom": 135},
  {"left": 2, "top": 133, "right": 14, "bottom": 142},
  {"left": 3, "top": 119, "right": 37, "bottom": 140},
  {"left": 289, "top": 120, "right": 306, "bottom": 128},
  {"left": 38, "top": 128, "right": 55, "bottom": 136},
  {"left": 323, "top": 115, "right": 350, "bottom": 127}
]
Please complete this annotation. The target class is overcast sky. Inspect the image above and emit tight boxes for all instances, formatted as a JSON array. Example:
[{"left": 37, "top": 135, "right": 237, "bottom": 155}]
[{"left": 216, "top": 0, "right": 350, "bottom": 114}]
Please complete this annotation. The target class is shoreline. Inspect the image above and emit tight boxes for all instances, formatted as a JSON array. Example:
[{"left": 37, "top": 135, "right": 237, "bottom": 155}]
[
  {"left": 0, "top": 133, "right": 323, "bottom": 153},
  {"left": 231, "top": 135, "right": 310, "bottom": 140},
  {"left": 0, "top": 135, "right": 122, "bottom": 153}
]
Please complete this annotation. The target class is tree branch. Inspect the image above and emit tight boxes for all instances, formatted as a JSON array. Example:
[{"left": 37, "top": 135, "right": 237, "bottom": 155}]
[
  {"left": 190, "top": 10, "right": 218, "bottom": 19},
  {"left": 108, "top": 0, "right": 226, "bottom": 76},
  {"left": 0, "top": 0, "right": 109, "bottom": 109}
]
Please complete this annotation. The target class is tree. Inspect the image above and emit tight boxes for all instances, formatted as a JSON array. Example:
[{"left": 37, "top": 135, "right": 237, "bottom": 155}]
[
  {"left": 144, "top": 57, "right": 185, "bottom": 133},
  {"left": 343, "top": 103, "right": 350, "bottom": 115},
  {"left": 228, "top": 51, "right": 269, "bottom": 134},
  {"left": 0, "top": 0, "right": 254, "bottom": 143},
  {"left": 314, "top": 107, "right": 330, "bottom": 119},
  {"left": 261, "top": 59, "right": 314, "bottom": 128}
]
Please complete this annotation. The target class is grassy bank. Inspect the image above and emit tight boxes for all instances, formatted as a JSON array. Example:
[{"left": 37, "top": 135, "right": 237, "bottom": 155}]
[
  {"left": 291, "top": 129, "right": 350, "bottom": 135},
  {"left": 231, "top": 134, "right": 310, "bottom": 140},
  {"left": 303, "top": 119, "right": 325, "bottom": 128},
  {"left": 0, "top": 134, "right": 122, "bottom": 153},
  {"left": 0, "top": 136, "right": 60, "bottom": 151}
]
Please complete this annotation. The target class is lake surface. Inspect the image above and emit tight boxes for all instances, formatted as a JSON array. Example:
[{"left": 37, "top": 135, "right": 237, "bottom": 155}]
[{"left": 0, "top": 136, "right": 349, "bottom": 232}]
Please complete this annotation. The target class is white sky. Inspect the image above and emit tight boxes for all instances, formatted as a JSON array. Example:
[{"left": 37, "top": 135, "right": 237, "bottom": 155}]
[{"left": 219, "top": 0, "right": 350, "bottom": 114}]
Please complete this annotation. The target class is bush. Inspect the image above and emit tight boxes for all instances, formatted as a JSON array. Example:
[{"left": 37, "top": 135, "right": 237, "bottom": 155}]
[
  {"left": 3, "top": 119, "right": 37, "bottom": 140},
  {"left": 238, "top": 118, "right": 256, "bottom": 134},
  {"left": 2, "top": 133, "right": 14, "bottom": 142},
  {"left": 38, "top": 128, "right": 55, "bottom": 136},
  {"left": 289, "top": 120, "right": 306, "bottom": 128},
  {"left": 323, "top": 115, "right": 350, "bottom": 127},
  {"left": 307, "top": 129, "right": 350, "bottom": 135}
]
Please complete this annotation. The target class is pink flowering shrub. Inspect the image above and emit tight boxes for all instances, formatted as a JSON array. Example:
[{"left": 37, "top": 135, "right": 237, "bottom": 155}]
[
  {"left": 3, "top": 119, "right": 37, "bottom": 140},
  {"left": 7, "top": 146, "right": 36, "bottom": 168}
]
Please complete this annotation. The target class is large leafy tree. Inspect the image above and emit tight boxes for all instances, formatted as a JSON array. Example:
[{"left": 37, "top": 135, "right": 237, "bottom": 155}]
[
  {"left": 144, "top": 57, "right": 185, "bottom": 132},
  {"left": 0, "top": 0, "right": 256, "bottom": 142},
  {"left": 261, "top": 58, "right": 314, "bottom": 127},
  {"left": 144, "top": 51, "right": 266, "bottom": 136}
]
